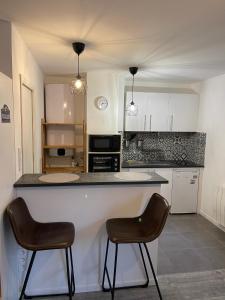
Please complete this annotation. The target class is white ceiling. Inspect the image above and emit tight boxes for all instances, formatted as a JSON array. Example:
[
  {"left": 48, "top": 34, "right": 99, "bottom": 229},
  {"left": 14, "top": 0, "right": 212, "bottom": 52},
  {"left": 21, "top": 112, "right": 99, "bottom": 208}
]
[{"left": 1, "top": 0, "right": 225, "bottom": 83}]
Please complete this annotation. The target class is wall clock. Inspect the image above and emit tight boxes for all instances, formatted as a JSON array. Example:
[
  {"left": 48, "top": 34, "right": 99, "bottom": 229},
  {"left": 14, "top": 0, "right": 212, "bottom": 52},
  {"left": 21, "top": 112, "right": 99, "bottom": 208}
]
[{"left": 95, "top": 96, "right": 108, "bottom": 110}]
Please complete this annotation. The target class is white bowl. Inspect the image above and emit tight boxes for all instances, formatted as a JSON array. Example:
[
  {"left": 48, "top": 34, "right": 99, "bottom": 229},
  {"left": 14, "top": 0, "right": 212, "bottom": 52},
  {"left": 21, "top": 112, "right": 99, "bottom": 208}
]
[
  {"left": 39, "top": 173, "right": 80, "bottom": 183},
  {"left": 114, "top": 172, "right": 152, "bottom": 181}
]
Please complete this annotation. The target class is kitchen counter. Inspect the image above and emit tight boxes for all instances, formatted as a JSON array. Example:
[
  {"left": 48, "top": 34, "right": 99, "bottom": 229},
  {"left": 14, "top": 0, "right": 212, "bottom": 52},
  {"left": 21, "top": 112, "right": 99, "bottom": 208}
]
[
  {"left": 122, "top": 160, "right": 204, "bottom": 169},
  {"left": 14, "top": 172, "right": 166, "bottom": 294},
  {"left": 14, "top": 171, "right": 168, "bottom": 187}
]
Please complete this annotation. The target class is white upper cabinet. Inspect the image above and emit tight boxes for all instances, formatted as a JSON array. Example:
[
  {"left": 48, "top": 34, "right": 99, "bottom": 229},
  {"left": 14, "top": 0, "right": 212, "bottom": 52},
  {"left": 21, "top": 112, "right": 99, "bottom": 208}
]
[
  {"left": 147, "top": 93, "right": 170, "bottom": 131},
  {"left": 125, "top": 91, "right": 199, "bottom": 132},
  {"left": 125, "top": 92, "right": 148, "bottom": 131},
  {"left": 169, "top": 93, "right": 199, "bottom": 132}
]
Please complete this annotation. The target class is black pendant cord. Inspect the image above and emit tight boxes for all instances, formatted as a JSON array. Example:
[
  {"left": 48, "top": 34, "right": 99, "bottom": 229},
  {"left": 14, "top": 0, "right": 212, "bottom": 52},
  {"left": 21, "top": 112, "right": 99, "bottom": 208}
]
[
  {"left": 131, "top": 74, "right": 134, "bottom": 105},
  {"left": 77, "top": 54, "right": 80, "bottom": 78}
]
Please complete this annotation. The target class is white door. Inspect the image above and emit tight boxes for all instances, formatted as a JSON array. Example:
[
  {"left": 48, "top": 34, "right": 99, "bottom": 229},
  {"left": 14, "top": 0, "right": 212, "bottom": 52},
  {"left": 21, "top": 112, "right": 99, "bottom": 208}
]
[
  {"left": 169, "top": 94, "right": 199, "bottom": 132},
  {"left": 125, "top": 92, "right": 148, "bottom": 131},
  {"left": 148, "top": 93, "right": 170, "bottom": 131},
  {"left": 155, "top": 168, "right": 173, "bottom": 206},
  {"left": 21, "top": 84, "right": 34, "bottom": 174}
]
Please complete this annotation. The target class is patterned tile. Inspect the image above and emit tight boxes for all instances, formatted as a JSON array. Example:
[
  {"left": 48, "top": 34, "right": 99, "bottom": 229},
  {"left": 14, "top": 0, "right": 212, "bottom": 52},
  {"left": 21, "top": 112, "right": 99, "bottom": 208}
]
[{"left": 122, "top": 132, "right": 206, "bottom": 165}]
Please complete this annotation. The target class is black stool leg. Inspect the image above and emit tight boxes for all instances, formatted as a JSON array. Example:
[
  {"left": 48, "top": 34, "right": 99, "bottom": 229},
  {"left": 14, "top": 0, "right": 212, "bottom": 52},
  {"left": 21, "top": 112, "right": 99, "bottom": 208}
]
[
  {"left": 23, "top": 248, "right": 75, "bottom": 299},
  {"left": 102, "top": 241, "right": 151, "bottom": 297},
  {"left": 143, "top": 243, "right": 163, "bottom": 300},
  {"left": 139, "top": 243, "right": 149, "bottom": 287},
  {"left": 112, "top": 243, "right": 118, "bottom": 300},
  {"left": 65, "top": 248, "right": 72, "bottom": 300},
  {"left": 69, "top": 246, "right": 75, "bottom": 294},
  {"left": 102, "top": 239, "right": 118, "bottom": 300},
  {"left": 102, "top": 238, "right": 113, "bottom": 292},
  {"left": 19, "top": 251, "right": 36, "bottom": 300}
]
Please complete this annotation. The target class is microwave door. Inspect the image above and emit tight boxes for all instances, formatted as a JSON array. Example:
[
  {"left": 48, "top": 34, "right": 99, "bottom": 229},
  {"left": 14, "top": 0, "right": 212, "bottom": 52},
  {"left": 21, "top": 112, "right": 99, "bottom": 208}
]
[
  {"left": 92, "top": 137, "right": 111, "bottom": 152},
  {"left": 89, "top": 135, "right": 121, "bottom": 152}
]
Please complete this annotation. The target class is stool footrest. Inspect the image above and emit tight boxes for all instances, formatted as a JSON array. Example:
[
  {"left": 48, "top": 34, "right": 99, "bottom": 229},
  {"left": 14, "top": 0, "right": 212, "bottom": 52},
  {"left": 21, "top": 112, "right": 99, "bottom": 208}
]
[
  {"left": 102, "top": 276, "right": 149, "bottom": 292},
  {"left": 102, "top": 240, "right": 163, "bottom": 300},
  {"left": 24, "top": 291, "right": 75, "bottom": 299}
]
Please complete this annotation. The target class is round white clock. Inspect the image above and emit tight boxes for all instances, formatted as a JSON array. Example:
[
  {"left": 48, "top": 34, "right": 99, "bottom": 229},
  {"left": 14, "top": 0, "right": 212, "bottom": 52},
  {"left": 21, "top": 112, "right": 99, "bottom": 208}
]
[{"left": 95, "top": 96, "right": 108, "bottom": 110}]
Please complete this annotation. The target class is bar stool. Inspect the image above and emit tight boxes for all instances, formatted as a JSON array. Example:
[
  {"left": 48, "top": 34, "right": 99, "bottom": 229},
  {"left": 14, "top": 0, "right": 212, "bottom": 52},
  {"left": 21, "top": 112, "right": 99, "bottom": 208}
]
[
  {"left": 6, "top": 197, "right": 75, "bottom": 300},
  {"left": 102, "top": 193, "right": 170, "bottom": 300}
]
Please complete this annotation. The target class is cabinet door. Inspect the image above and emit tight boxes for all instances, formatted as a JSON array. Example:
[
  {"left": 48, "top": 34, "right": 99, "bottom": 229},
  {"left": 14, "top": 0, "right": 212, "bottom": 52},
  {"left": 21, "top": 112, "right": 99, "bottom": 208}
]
[
  {"left": 155, "top": 168, "right": 173, "bottom": 206},
  {"left": 125, "top": 92, "right": 148, "bottom": 131},
  {"left": 147, "top": 93, "right": 170, "bottom": 131},
  {"left": 171, "top": 169, "right": 199, "bottom": 213},
  {"left": 169, "top": 94, "right": 199, "bottom": 132}
]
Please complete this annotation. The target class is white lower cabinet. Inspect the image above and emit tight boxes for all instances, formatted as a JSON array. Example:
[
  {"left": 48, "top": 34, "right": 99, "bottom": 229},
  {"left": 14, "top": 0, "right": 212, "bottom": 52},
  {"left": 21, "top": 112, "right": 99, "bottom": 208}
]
[
  {"left": 154, "top": 168, "right": 173, "bottom": 206},
  {"left": 124, "top": 167, "right": 199, "bottom": 213},
  {"left": 171, "top": 169, "right": 199, "bottom": 214},
  {"left": 127, "top": 168, "right": 172, "bottom": 206}
]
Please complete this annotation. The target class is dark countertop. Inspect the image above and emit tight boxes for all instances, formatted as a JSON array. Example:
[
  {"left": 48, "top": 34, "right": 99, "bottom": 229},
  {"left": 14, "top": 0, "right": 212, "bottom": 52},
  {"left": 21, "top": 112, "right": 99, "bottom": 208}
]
[
  {"left": 122, "top": 160, "right": 204, "bottom": 169},
  {"left": 14, "top": 172, "right": 168, "bottom": 188}
]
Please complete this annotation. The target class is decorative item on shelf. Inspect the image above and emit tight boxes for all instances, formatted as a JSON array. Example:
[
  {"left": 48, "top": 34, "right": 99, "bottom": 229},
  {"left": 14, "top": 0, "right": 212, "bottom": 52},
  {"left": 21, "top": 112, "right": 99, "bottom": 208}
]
[
  {"left": 126, "top": 66, "right": 138, "bottom": 116},
  {"left": 95, "top": 96, "right": 108, "bottom": 110},
  {"left": 41, "top": 120, "right": 87, "bottom": 173},
  {"left": 71, "top": 42, "right": 86, "bottom": 95}
]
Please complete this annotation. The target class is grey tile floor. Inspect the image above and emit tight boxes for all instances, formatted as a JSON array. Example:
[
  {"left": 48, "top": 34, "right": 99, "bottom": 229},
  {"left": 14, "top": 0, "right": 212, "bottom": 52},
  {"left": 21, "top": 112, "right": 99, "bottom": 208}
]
[
  {"left": 158, "top": 213, "right": 225, "bottom": 274},
  {"left": 43, "top": 214, "right": 225, "bottom": 299},
  {"left": 43, "top": 269, "right": 225, "bottom": 299}
]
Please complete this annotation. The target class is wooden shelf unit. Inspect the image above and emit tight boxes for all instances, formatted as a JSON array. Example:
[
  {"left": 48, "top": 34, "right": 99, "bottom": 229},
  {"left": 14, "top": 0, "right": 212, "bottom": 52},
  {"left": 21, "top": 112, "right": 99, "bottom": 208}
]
[{"left": 41, "top": 119, "right": 87, "bottom": 174}]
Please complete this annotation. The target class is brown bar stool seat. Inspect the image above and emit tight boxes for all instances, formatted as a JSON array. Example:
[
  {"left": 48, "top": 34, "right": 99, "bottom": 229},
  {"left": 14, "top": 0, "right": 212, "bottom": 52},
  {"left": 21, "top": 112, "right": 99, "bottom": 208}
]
[
  {"left": 102, "top": 193, "right": 170, "bottom": 300},
  {"left": 6, "top": 197, "right": 75, "bottom": 300}
]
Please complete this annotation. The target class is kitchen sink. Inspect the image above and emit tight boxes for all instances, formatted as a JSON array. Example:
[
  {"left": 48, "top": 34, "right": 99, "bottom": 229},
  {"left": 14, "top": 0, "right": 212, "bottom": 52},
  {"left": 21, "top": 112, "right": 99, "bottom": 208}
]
[
  {"left": 126, "top": 160, "right": 147, "bottom": 165},
  {"left": 114, "top": 172, "right": 152, "bottom": 181},
  {"left": 125, "top": 160, "right": 177, "bottom": 167},
  {"left": 39, "top": 173, "right": 80, "bottom": 183}
]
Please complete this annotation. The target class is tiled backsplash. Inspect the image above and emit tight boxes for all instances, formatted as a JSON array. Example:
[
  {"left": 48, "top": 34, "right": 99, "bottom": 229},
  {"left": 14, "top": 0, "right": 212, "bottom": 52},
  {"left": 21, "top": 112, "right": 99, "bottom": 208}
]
[{"left": 122, "top": 132, "right": 206, "bottom": 165}]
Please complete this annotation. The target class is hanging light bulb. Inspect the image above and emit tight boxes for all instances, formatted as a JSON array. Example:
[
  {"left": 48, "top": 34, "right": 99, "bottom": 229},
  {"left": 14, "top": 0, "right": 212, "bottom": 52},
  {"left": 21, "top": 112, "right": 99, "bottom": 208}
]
[
  {"left": 74, "top": 77, "right": 82, "bottom": 89},
  {"left": 71, "top": 42, "right": 86, "bottom": 94},
  {"left": 126, "top": 67, "right": 138, "bottom": 116}
]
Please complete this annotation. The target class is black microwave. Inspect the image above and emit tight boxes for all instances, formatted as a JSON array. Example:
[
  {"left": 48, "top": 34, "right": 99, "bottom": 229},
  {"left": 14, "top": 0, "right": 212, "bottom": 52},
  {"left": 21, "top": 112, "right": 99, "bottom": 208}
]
[{"left": 89, "top": 135, "right": 121, "bottom": 152}]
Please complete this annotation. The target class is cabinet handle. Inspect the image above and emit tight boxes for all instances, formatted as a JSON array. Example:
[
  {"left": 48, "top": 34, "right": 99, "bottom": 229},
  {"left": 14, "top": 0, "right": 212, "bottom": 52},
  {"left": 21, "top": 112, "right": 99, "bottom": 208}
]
[
  {"left": 150, "top": 114, "right": 152, "bottom": 131},
  {"left": 170, "top": 115, "right": 173, "bottom": 131},
  {"left": 144, "top": 115, "right": 146, "bottom": 131}
]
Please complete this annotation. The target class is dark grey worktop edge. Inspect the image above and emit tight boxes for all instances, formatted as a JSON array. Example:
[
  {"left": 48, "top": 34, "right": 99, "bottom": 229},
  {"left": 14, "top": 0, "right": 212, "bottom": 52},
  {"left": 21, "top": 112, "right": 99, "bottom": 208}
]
[
  {"left": 122, "top": 164, "right": 204, "bottom": 169},
  {"left": 122, "top": 162, "right": 204, "bottom": 169},
  {"left": 14, "top": 180, "right": 168, "bottom": 188},
  {"left": 14, "top": 172, "right": 168, "bottom": 188}
]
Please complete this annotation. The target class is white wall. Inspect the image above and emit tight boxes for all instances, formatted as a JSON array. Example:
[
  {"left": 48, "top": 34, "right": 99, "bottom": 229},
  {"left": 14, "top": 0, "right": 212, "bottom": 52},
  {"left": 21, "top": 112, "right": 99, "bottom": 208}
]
[
  {"left": 125, "top": 78, "right": 194, "bottom": 90},
  {"left": 86, "top": 70, "right": 124, "bottom": 134},
  {"left": 194, "top": 74, "right": 225, "bottom": 223},
  {"left": 0, "top": 20, "right": 19, "bottom": 300},
  {"left": 0, "top": 21, "right": 12, "bottom": 79},
  {"left": 0, "top": 72, "right": 19, "bottom": 300},
  {"left": 12, "top": 25, "right": 44, "bottom": 179},
  {"left": 0, "top": 20, "right": 44, "bottom": 299}
]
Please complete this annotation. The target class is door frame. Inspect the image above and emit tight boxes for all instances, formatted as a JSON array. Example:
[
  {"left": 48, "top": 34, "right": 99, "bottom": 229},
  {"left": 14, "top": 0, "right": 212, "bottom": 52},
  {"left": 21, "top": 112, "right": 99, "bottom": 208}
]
[{"left": 19, "top": 74, "right": 35, "bottom": 174}]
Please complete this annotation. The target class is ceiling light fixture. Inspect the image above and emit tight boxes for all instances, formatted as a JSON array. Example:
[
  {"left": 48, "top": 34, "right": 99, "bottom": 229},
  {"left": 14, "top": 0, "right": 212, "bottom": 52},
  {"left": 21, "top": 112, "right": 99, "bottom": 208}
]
[
  {"left": 126, "top": 66, "right": 138, "bottom": 116},
  {"left": 71, "top": 42, "right": 86, "bottom": 94}
]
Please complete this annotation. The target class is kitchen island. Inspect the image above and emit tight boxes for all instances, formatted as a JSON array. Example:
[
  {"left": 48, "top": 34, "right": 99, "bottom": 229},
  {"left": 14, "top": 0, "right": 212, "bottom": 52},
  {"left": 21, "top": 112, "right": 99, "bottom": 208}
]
[{"left": 14, "top": 172, "right": 168, "bottom": 295}]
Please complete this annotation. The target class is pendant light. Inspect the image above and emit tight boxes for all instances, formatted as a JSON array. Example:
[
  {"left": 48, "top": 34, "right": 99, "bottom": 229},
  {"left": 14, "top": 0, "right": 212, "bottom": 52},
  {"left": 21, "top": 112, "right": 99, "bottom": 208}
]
[
  {"left": 71, "top": 42, "right": 86, "bottom": 94},
  {"left": 126, "top": 67, "right": 138, "bottom": 116}
]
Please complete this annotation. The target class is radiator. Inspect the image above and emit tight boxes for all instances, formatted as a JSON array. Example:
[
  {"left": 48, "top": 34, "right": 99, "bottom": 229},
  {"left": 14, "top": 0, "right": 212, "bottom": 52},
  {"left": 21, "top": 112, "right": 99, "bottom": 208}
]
[{"left": 216, "top": 184, "right": 225, "bottom": 227}]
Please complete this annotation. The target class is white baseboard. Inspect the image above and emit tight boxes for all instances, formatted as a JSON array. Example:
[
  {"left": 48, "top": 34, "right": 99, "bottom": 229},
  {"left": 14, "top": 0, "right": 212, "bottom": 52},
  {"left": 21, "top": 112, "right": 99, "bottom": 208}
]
[
  {"left": 199, "top": 209, "right": 225, "bottom": 232},
  {"left": 199, "top": 209, "right": 218, "bottom": 225}
]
